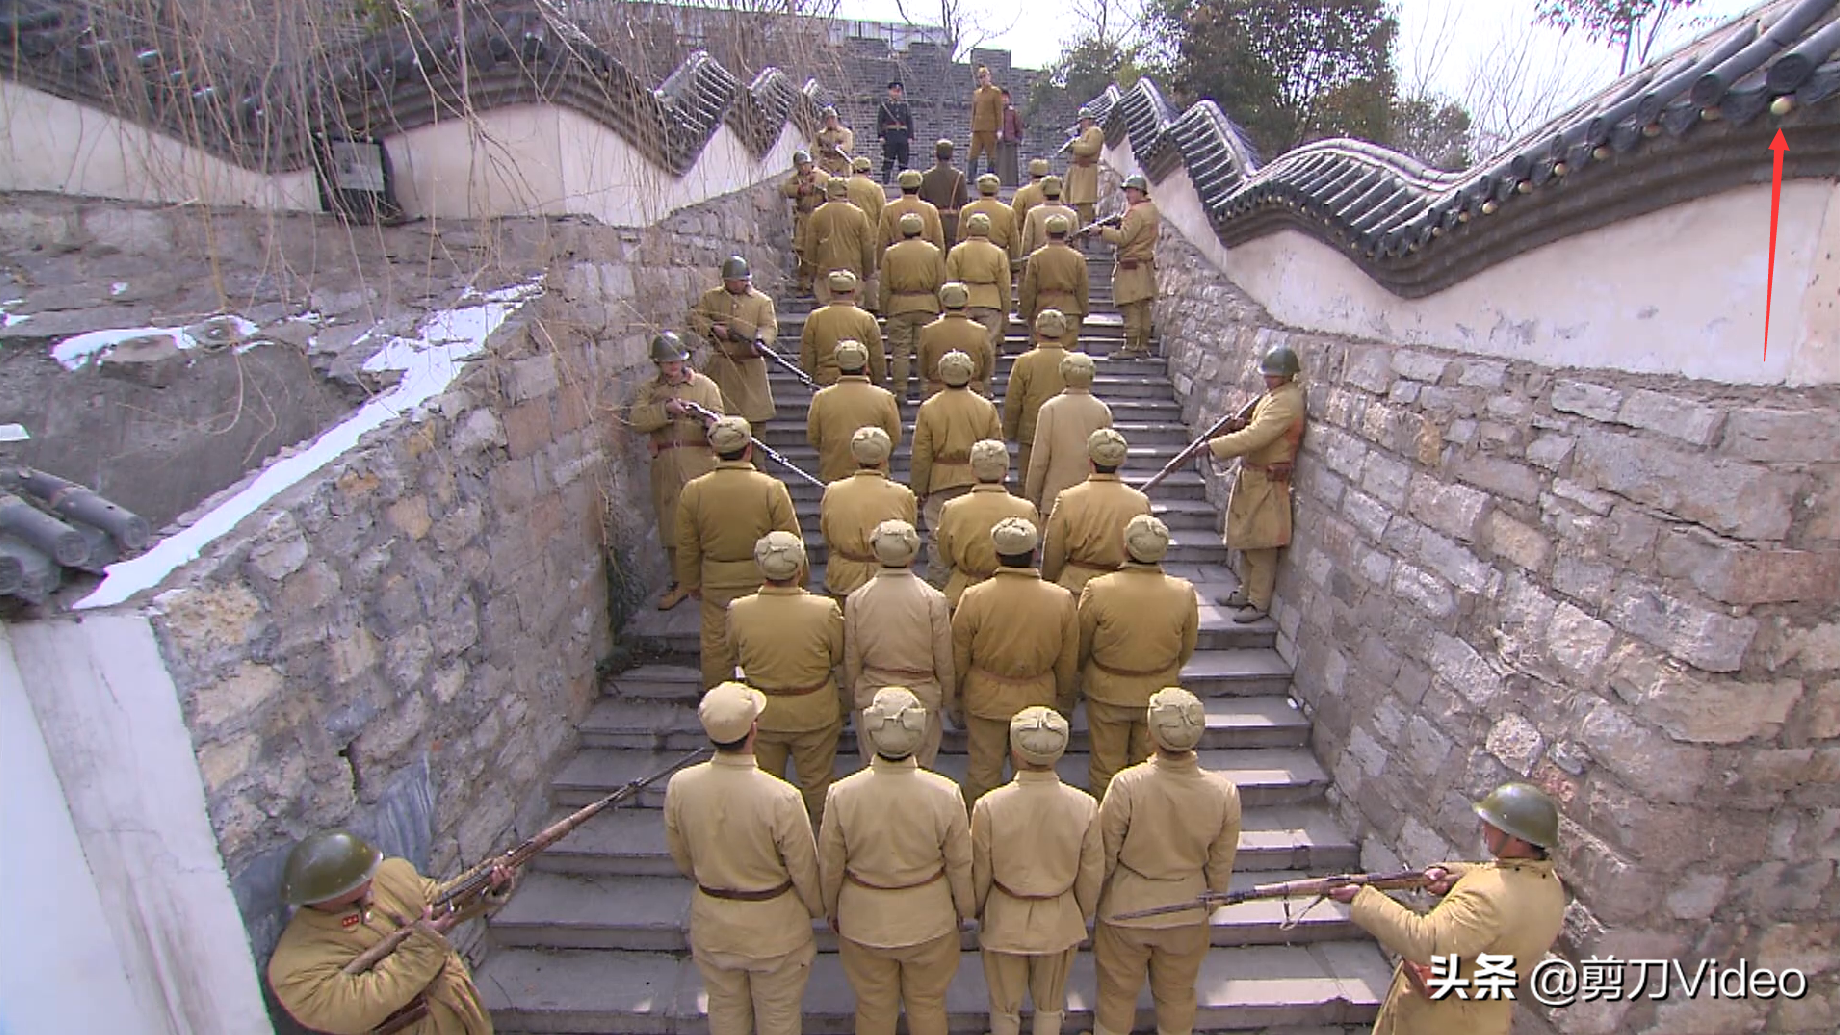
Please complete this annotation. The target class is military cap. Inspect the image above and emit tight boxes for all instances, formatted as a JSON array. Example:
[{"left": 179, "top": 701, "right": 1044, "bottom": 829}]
[
  {"left": 939, "top": 282, "right": 971, "bottom": 309},
  {"left": 720, "top": 255, "right": 751, "bottom": 281},
  {"left": 1059, "top": 351, "right": 1095, "bottom": 386},
  {"left": 281, "top": 831, "right": 382, "bottom": 906},
  {"left": 964, "top": 212, "right": 992, "bottom": 236},
  {"left": 1028, "top": 158, "right": 1051, "bottom": 176},
  {"left": 938, "top": 349, "right": 976, "bottom": 386},
  {"left": 852, "top": 155, "right": 873, "bottom": 172},
  {"left": 753, "top": 530, "right": 806, "bottom": 580},
  {"left": 970, "top": 439, "right": 1010, "bottom": 480},
  {"left": 1124, "top": 514, "right": 1170, "bottom": 563},
  {"left": 1122, "top": 174, "right": 1150, "bottom": 193},
  {"left": 700, "top": 681, "right": 766, "bottom": 743},
  {"left": 935, "top": 138, "right": 956, "bottom": 158},
  {"left": 1088, "top": 427, "right": 1128, "bottom": 466},
  {"left": 1042, "top": 175, "right": 1064, "bottom": 197},
  {"left": 850, "top": 425, "right": 893, "bottom": 464},
  {"left": 793, "top": 149, "right": 813, "bottom": 166},
  {"left": 707, "top": 415, "right": 752, "bottom": 452},
  {"left": 899, "top": 212, "right": 925, "bottom": 236},
  {"left": 834, "top": 339, "right": 870, "bottom": 372},
  {"left": 870, "top": 519, "right": 921, "bottom": 566},
  {"left": 863, "top": 686, "right": 927, "bottom": 757},
  {"left": 827, "top": 269, "right": 860, "bottom": 293},
  {"left": 1010, "top": 706, "right": 1070, "bottom": 766},
  {"left": 1035, "top": 309, "right": 1068, "bottom": 338},
  {"left": 991, "top": 516, "right": 1039, "bottom": 555},
  {"left": 1147, "top": 686, "right": 1205, "bottom": 751},
  {"left": 825, "top": 177, "right": 851, "bottom": 198},
  {"left": 898, "top": 169, "right": 924, "bottom": 189},
  {"left": 977, "top": 173, "right": 1001, "bottom": 194},
  {"left": 1045, "top": 214, "right": 1071, "bottom": 236}
]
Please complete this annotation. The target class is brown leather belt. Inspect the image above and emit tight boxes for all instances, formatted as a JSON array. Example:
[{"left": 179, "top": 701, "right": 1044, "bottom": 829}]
[
  {"left": 754, "top": 679, "right": 829, "bottom": 697},
  {"left": 933, "top": 452, "right": 971, "bottom": 464},
  {"left": 1245, "top": 461, "right": 1295, "bottom": 482},
  {"left": 1090, "top": 657, "right": 1175, "bottom": 678},
  {"left": 972, "top": 666, "right": 1049, "bottom": 685},
  {"left": 893, "top": 290, "right": 937, "bottom": 298},
  {"left": 1118, "top": 259, "right": 1145, "bottom": 270},
  {"left": 372, "top": 994, "right": 430, "bottom": 1035},
  {"left": 995, "top": 879, "right": 1071, "bottom": 902},
  {"left": 846, "top": 866, "right": 946, "bottom": 891},
  {"left": 1073, "top": 157, "right": 1097, "bottom": 167},
  {"left": 871, "top": 666, "right": 938, "bottom": 679},
  {"left": 698, "top": 879, "right": 795, "bottom": 902}
]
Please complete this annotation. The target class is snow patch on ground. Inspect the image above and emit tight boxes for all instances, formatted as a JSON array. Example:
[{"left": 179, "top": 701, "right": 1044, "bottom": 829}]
[{"left": 50, "top": 316, "right": 262, "bottom": 370}]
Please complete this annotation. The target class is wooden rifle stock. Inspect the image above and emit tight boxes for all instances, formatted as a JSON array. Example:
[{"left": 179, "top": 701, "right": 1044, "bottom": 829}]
[
  {"left": 1136, "top": 394, "right": 1262, "bottom": 494},
  {"left": 1108, "top": 869, "right": 1431, "bottom": 922}
]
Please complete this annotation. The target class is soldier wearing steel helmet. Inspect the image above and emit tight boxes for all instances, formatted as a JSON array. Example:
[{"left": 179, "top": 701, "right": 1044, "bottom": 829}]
[
  {"left": 1328, "top": 782, "right": 1567, "bottom": 1035},
  {"left": 880, "top": 168, "right": 946, "bottom": 251},
  {"left": 1065, "top": 107, "right": 1107, "bottom": 238},
  {"left": 688, "top": 256, "right": 778, "bottom": 447},
  {"left": 1024, "top": 353, "right": 1113, "bottom": 519},
  {"left": 1019, "top": 176, "right": 1078, "bottom": 262},
  {"left": 961, "top": 172, "right": 1021, "bottom": 262},
  {"left": 1088, "top": 174, "right": 1160, "bottom": 358},
  {"left": 1018, "top": 215, "right": 1088, "bottom": 342},
  {"left": 946, "top": 212, "right": 1012, "bottom": 357},
  {"left": 815, "top": 105, "right": 856, "bottom": 177},
  {"left": 628, "top": 332, "right": 727, "bottom": 611},
  {"left": 843, "top": 519, "right": 954, "bottom": 767},
  {"left": 917, "top": 284, "right": 994, "bottom": 399},
  {"left": 1204, "top": 343, "right": 1307, "bottom": 624},
  {"left": 267, "top": 831, "right": 513, "bottom": 1035},
  {"left": 820, "top": 427, "right": 918, "bottom": 599},
  {"left": 881, "top": 213, "right": 948, "bottom": 400},
  {"left": 780, "top": 150, "right": 830, "bottom": 293}
]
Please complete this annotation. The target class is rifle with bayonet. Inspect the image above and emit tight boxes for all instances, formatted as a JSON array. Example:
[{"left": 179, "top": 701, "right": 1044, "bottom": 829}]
[
  {"left": 678, "top": 400, "right": 826, "bottom": 489},
  {"left": 1137, "top": 393, "right": 1262, "bottom": 493},
  {"left": 1109, "top": 869, "right": 1433, "bottom": 925},
  {"left": 753, "top": 336, "right": 819, "bottom": 390}
]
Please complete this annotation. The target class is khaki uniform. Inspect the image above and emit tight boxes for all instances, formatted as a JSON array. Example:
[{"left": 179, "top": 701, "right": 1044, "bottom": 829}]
[
  {"left": 821, "top": 471, "right": 918, "bottom": 597},
  {"left": 950, "top": 570, "right": 1079, "bottom": 806},
  {"left": 936, "top": 485, "right": 1038, "bottom": 608},
  {"left": 1065, "top": 126, "right": 1106, "bottom": 223},
  {"left": 676, "top": 462, "right": 803, "bottom": 687},
  {"left": 1010, "top": 180, "right": 1046, "bottom": 239},
  {"left": 804, "top": 200, "right": 879, "bottom": 305},
  {"left": 1206, "top": 382, "right": 1306, "bottom": 612},
  {"left": 917, "top": 314, "right": 996, "bottom": 399},
  {"left": 1349, "top": 859, "right": 1567, "bottom": 1035},
  {"left": 1018, "top": 243, "right": 1089, "bottom": 343},
  {"left": 848, "top": 173, "right": 887, "bottom": 230},
  {"left": 1001, "top": 344, "right": 1068, "bottom": 479},
  {"left": 912, "top": 387, "right": 1002, "bottom": 581},
  {"left": 962, "top": 197, "right": 1021, "bottom": 261},
  {"left": 819, "top": 756, "right": 976, "bottom": 1035},
  {"left": 880, "top": 238, "right": 948, "bottom": 397},
  {"left": 268, "top": 858, "right": 492, "bottom": 1035},
  {"left": 1020, "top": 203, "right": 1080, "bottom": 264},
  {"left": 1077, "top": 565, "right": 1199, "bottom": 796},
  {"left": 816, "top": 126, "right": 856, "bottom": 177},
  {"left": 946, "top": 237, "right": 1013, "bottom": 355},
  {"left": 800, "top": 303, "right": 886, "bottom": 386},
  {"left": 1023, "top": 390, "right": 1114, "bottom": 516},
  {"left": 665, "top": 754, "right": 825, "bottom": 1035},
  {"left": 689, "top": 286, "right": 779, "bottom": 424},
  {"left": 1093, "top": 754, "right": 1242, "bottom": 1035},
  {"left": 970, "top": 85, "right": 1005, "bottom": 175},
  {"left": 630, "top": 371, "right": 726, "bottom": 574},
  {"left": 781, "top": 168, "right": 831, "bottom": 287},
  {"left": 920, "top": 164, "right": 969, "bottom": 247},
  {"left": 1101, "top": 200, "right": 1160, "bottom": 354},
  {"left": 1040, "top": 475, "right": 1153, "bottom": 595},
  {"left": 880, "top": 195, "right": 946, "bottom": 252},
  {"left": 844, "top": 570, "right": 955, "bottom": 767},
  {"left": 807, "top": 376, "right": 903, "bottom": 483},
  {"left": 972, "top": 771, "right": 1104, "bottom": 1034},
  {"left": 729, "top": 587, "right": 846, "bottom": 825}
]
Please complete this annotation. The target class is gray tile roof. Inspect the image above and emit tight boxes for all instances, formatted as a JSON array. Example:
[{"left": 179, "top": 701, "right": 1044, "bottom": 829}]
[{"left": 0, "top": 466, "right": 148, "bottom": 605}]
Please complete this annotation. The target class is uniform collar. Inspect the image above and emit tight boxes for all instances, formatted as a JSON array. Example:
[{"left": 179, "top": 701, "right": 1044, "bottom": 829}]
[
  {"left": 757, "top": 585, "right": 804, "bottom": 596},
  {"left": 1088, "top": 473, "right": 1121, "bottom": 482},
  {"left": 994, "top": 567, "right": 1041, "bottom": 579},
  {"left": 871, "top": 754, "right": 919, "bottom": 772},
  {"left": 971, "top": 483, "right": 1008, "bottom": 492},
  {"left": 839, "top": 373, "right": 870, "bottom": 382},
  {"left": 1492, "top": 857, "right": 1558, "bottom": 878},
  {"left": 713, "top": 752, "right": 758, "bottom": 768},
  {"left": 716, "top": 461, "right": 753, "bottom": 471},
  {"left": 1121, "top": 561, "right": 1163, "bottom": 572},
  {"left": 1062, "top": 387, "right": 1092, "bottom": 395},
  {"left": 852, "top": 469, "right": 888, "bottom": 480},
  {"left": 1152, "top": 751, "right": 1199, "bottom": 771},
  {"left": 1032, "top": 345, "right": 1066, "bottom": 354},
  {"left": 1015, "top": 769, "right": 1062, "bottom": 785},
  {"left": 876, "top": 566, "right": 917, "bottom": 576}
]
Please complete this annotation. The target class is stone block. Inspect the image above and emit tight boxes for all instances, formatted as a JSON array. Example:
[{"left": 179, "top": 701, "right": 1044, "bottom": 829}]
[
  {"left": 1359, "top": 452, "right": 1410, "bottom": 507},
  {"left": 190, "top": 662, "right": 284, "bottom": 732},
  {"left": 1658, "top": 528, "right": 1840, "bottom": 606},
  {"left": 1573, "top": 430, "right": 1795, "bottom": 541},
  {"left": 1547, "top": 602, "right": 1616, "bottom": 681},
  {"left": 155, "top": 583, "right": 267, "bottom": 674},
  {"left": 1784, "top": 623, "right": 1840, "bottom": 672},
  {"left": 1394, "top": 520, "right": 1494, "bottom": 594},
  {"left": 1550, "top": 380, "right": 1623, "bottom": 422},
  {"left": 1427, "top": 633, "right": 1503, "bottom": 708},
  {"left": 449, "top": 408, "right": 507, "bottom": 455},
  {"left": 1605, "top": 576, "right": 1759, "bottom": 673},
  {"left": 1355, "top": 547, "right": 1393, "bottom": 588},
  {"left": 1345, "top": 347, "right": 1393, "bottom": 393},
  {"left": 386, "top": 496, "right": 433, "bottom": 541},
  {"left": 1550, "top": 479, "right": 1618, "bottom": 517},
  {"left": 501, "top": 399, "right": 554, "bottom": 460},
  {"left": 1664, "top": 872, "right": 1728, "bottom": 921},
  {"left": 1720, "top": 406, "right": 1840, "bottom": 463},
  {"left": 1407, "top": 473, "right": 1489, "bottom": 542},
  {"left": 1340, "top": 489, "right": 1391, "bottom": 540},
  {"left": 1526, "top": 434, "right": 1575, "bottom": 470},
  {"left": 195, "top": 731, "right": 259, "bottom": 795},
  {"left": 330, "top": 626, "right": 379, "bottom": 684},
  {"left": 278, "top": 561, "right": 341, "bottom": 615},
  {"left": 1403, "top": 715, "right": 1452, "bottom": 777},
  {"left": 1577, "top": 701, "right": 1708, "bottom": 802},
  {"left": 248, "top": 528, "right": 311, "bottom": 582},
  {"left": 1391, "top": 350, "right": 1447, "bottom": 383},
  {"left": 501, "top": 353, "right": 559, "bottom": 403},
  {"left": 1807, "top": 680, "right": 1840, "bottom": 741},
  {"left": 1347, "top": 725, "right": 1389, "bottom": 778},
  {"left": 1485, "top": 714, "right": 1543, "bottom": 775},
  {"left": 1485, "top": 510, "right": 1550, "bottom": 571},
  {"left": 1390, "top": 561, "right": 1455, "bottom": 618},
  {"left": 1311, "top": 425, "right": 1368, "bottom": 481},
  {"left": 1452, "top": 454, "right": 1541, "bottom": 504},
  {"left": 1456, "top": 360, "right": 1507, "bottom": 389},
  {"left": 1554, "top": 554, "right": 1616, "bottom": 607},
  {"left": 1614, "top": 389, "right": 1723, "bottom": 446}
]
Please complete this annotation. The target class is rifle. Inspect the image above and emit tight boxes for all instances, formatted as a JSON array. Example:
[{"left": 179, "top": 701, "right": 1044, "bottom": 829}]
[
  {"left": 1073, "top": 213, "right": 1123, "bottom": 238},
  {"left": 342, "top": 747, "right": 711, "bottom": 979},
  {"left": 754, "top": 336, "right": 819, "bottom": 390},
  {"left": 679, "top": 400, "right": 826, "bottom": 489},
  {"left": 1137, "top": 393, "right": 1262, "bottom": 493},
  {"left": 1108, "top": 869, "right": 1433, "bottom": 926}
]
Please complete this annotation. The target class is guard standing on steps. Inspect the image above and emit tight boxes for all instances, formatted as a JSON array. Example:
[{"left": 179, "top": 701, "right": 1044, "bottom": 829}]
[
  {"left": 689, "top": 257, "right": 778, "bottom": 452},
  {"left": 780, "top": 151, "right": 829, "bottom": 293},
  {"left": 676, "top": 417, "right": 802, "bottom": 689},
  {"left": 1091, "top": 175, "right": 1160, "bottom": 358},
  {"left": 962, "top": 173, "right": 1021, "bottom": 263},
  {"left": 1040, "top": 429, "right": 1152, "bottom": 595},
  {"left": 821, "top": 428, "right": 918, "bottom": 599},
  {"left": 1024, "top": 352, "right": 1113, "bottom": 518},
  {"left": 881, "top": 213, "right": 947, "bottom": 400},
  {"left": 877, "top": 81, "right": 913, "bottom": 184},
  {"left": 629, "top": 332, "right": 726, "bottom": 611},
  {"left": 946, "top": 212, "right": 1012, "bottom": 358},
  {"left": 1018, "top": 216, "right": 1088, "bottom": 341},
  {"left": 815, "top": 106, "right": 856, "bottom": 178},
  {"left": 1092, "top": 688, "right": 1241, "bottom": 1035},
  {"left": 1077, "top": 516, "right": 1198, "bottom": 799},
  {"left": 1002, "top": 311, "right": 1072, "bottom": 483},
  {"left": 807, "top": 340, "right": 902, "bottom": 483},
  {"left": 1011, "top": 158, "right": 1051, "bottom": 231},
  {"left": 950, "top": 517, "right": 1079, "bottom": 810},
  {"left": 664, "top": 682, "right": 824, "bottom": 1035},
  {"left": 972, "top": 707, "right": 1104, "bottom": 1035},
  {"left": 1019, "top": 176, "right": 1078, "bottom": 259},
  {"left": 820, "top": 687, "right": 975, "bottom": 1035},
  {"left": 1326, "top": 783, "right": 1568, "bottom": 1035},
  {"left": 1205, "top": 344, "right": 1306, "bottom": 624},
  {"left": 920, "top": 139, "right": 969, "bottom": 249},
  {"left": 911, "top": 351, "right": 1002, "bottom": 585},
  {"left": 804, "top": 178, "right": 879, "bottom": 309},
  {"left": 800, "top": 271, "right": 886, "bottom": 387},
  {"left": 880, "top": 169, "right": 946, "bottom": 251},
  {"left": 843, "top": 519, "right": 954, "bottom": 768},
  {"left": 847, "top": 155, "right": 886, "bottom": 230},
  {"left": 936, "top": 440, "right": 1037, "bottom": 608},
  {"left": 1065, "top": 107, "right": 1106, "bottom": 237},
  {"left": 727, "top": 532, "right": 845, "bottom": 827},
  {"left": 917, "top": 283, "right": 994, "bottom": 399}
]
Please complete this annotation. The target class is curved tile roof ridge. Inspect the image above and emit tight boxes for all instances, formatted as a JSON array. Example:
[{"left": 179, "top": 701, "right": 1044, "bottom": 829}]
[
  {"left": 1082, "top": 0, "right": 1840, "bottom": 298},
  {"left": 0, "top": 0, "right": 831, "bottom": 178}
]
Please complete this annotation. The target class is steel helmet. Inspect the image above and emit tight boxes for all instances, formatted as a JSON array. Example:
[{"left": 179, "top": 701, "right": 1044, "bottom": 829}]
[
  {"left": 1122, "top": 174, "right": 1150, "bottom": 193},
  {"left": 720, "top": 255, "right": 751, "bottom": 281},
  {"left": 651, "top": 331, "right": 690, "bottom": 363},
  {"left": 1259, "top": 344, "right": 1300, "bottom": 377},
  {"left": 1474, "top": 782, "right": 1560, "bottom": 849},
  {"left": 281, "top": 830, "right": 383, "bottom": 906},
  {"left": 793, "top": 149, "right": 813, "bottom": 166}
]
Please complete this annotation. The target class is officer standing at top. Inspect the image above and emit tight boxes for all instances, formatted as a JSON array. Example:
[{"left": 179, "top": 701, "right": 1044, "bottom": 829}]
[
  {"left": 1040, "top": 429, "right": 1152, "bottom": 595},
  {"left": 877, "top": 80, "right": 914, "bottom": 183},
  {"left": 688, "top": 257, "right": 777, "bottom": 447},
  {"left": 1089, "top": 175, "right": 1160, "bottom": 359},
  {"left": 1065, "top": 107, "right": 1106, "bottom": 240},
  {"left": 1205, "top": 344, "right": 1306, "bottom": 624},
  {"left": 629, "top": 332, "right": 725, "bottom": 611},
  {"left": 843, "top": 519, "right": 955, "bottom": 768},
  {"left": 968, "top": 65, "right": 1005, "bottom": 181}
]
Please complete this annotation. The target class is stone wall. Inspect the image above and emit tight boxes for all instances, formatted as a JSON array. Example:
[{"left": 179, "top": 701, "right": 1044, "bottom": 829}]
[{"left": 1152, "top": 221, "right": 1840, "bottom": 1034}]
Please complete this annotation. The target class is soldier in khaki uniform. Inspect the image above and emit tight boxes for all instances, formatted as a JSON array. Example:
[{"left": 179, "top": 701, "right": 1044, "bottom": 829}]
[
  {"left": 1206, "top": 344, "right": 1306, "bottom": 623},
  {"left": 881, "top": 169, "right": 946, "bottom": 251},
  {"left": 1019, "top": 177, "right": 1078, "bottom": 258},
  {"left": 911, "top": 351, "right": 1003, "bottom": 584},
  {"left": 780, "top": 150, "right": 830, "bottom": 293},
  {"left": 1077, "top": 516, "right": 1198, "bottom": 797},
  {"left": 800, "top": 271, "right": 886, "bottom": 386},
  {"left": 946, "top": 212, "right": 1012, "bottom": 358},
  {"left": 1002, "top": 311, "right": 1071, "bottom": 481},
  {"left": 1018, "top": 216, "right": 1088, "bottom": 342},
  {"left": 816, "top": 106, "right": 856, "bottom": 177},
  {"left": 936, "top": 440, "right": 1037, "bottom": 608},
  {"left": 665, "top": 682, "right": 824, "bottom": 1035},
  {"left": 728, "top": 533, "right": 845, "bottom": 826},
  {"left": 1065, "top": 107, "right": 1106, "bottom": 234},
  {"left": 1328, "top": 783, "right": 1568, "bottom": 1035},
  {"left": 1011, "top": 158, "right": 1050, "bottom": 233},
  {"left": 1024, "top": 352, "right": 1112, "bottom": 517},
  {"left": 677, "top": 418, "right": 803, "bottom": 688},
  {"left": 950, "top": 518, "right": 1079, "bottom": 808},
  {"left": 973, "top": 708, "right": 1104, "bottom": 1035},
  {"left": 920, "top": 139, "right": 969, "bottom": 248},
  {"left": 689, "top": 257, "right": 778, "bottom": 442},
  {"left": 820, "top": 687, "right": 975, "bottom": 1035},
  {"left": 918, "top": 284, "right": 995, "bottom": 399},
  {"left": 1092, "top": 688, "right": 1241, "bottom": 1035},
  {"left": 962, "top": 173, "right": 1021, "bottom": 262},
  {"left": 807, "top": 340, "right": 902, "bottom": 483},
  {"left": 847, "top": 155, "right": 887, "bottom": 231},
  {"left": 1091, "top": 175, "right": 1160, "bottom": 358},
  {"left": 968, "top": 65, "right": 1004, "bottom": 181},
  {"left": 844, "top": 520, "right": 954, "bottom": 767},
  {"left": 881, "top": 213, "right": 947, "bottom": 400},
  {"left": 1040, "top": 430, "right": 1152, "bottom": 595},
  {"left": 629, "top": 332, "right": 727, "bottom": 611},
  {"left": 268, "top": 831, "right": 513, "bottom": 1035},
  {"left": 805, "top": 178, "right": 879, "bottom": 308},
  {"left": 821, "top": 428, "right": 918, "bottom": 598}
]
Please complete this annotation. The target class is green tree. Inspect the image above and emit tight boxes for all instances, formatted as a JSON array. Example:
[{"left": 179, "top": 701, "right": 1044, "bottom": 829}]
[
  {"left": 1388, "top": 94, "right": 1473, "bottom": 170},
  {"left": 1534, "top": 0, "right": 1703, "bottom": 74}
]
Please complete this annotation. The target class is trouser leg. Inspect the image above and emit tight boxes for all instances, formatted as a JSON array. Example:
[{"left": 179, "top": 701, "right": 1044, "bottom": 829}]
[
  {"left": 886, "top": 313, "right": 922, "bottom": 399},
  {"left": 969, "top": 307, "right": 1004, "bottom": 358},
  {"left": 962, "top": 713, "right": 1011, "bottom": 810},
  {"left": 1085, "top": 699, "right": 1133, "bottom": 799},
  {"left": 700, "top": 587, "right": 743, "bottom": 688},
  {"left": 896, "top": 931, "right": 960, "bottom": 1035},
  {"left": 1241, "top": 546, "right": 1279, "bottom": 611},
  {"left": 696, "top": 958, "right": 755, "bottom": 1035},
  {"left": 788, "top": 719, "right": 843, "bottom": 829},
  {"left": 749, "top": 948, "right": 815, "bottom": 1035},
  {"left": 839, "top": 938, "right": 902, "bottom": 1035},
  {"left": 1145, "top": 924, "right": 1210, "bottom": 1035},
  {"left": 1028, "top": 948, "right": 1075, "bottom": 1018},
  {"left": 983, "top": 951, "right": 1028, "bottom": 1031},
  {"left": 1015, "top": 443, "right": 1032, "bottom": 490},
  {"left": 922, "top": 487, "right": 968, "bottom": 586},
  {"left": 754, "top": 733, "right": 792, "bottom": 784},
  {"left": 1092, "top": 921, "right": 1151, "bottom": 1035}
]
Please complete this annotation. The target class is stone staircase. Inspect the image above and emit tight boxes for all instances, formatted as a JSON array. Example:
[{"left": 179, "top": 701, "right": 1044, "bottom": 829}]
[{"left": 478, "top": 219, "right": 1391, "bottom": 1032}]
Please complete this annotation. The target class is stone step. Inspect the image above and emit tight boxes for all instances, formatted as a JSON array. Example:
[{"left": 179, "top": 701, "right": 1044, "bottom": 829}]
[
  {"left": 478, "top": 941, "right": 1389, "bottom": 1033},
  {"left": 552, "top": 744, "right": 1327, "bottom": 810},
  {"left": 491, "top": 867, "right": 1362, "bottom": 954}
]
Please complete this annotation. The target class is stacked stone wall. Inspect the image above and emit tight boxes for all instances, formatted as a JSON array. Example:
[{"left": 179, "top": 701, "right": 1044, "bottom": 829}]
[{"left": 1151, "top": 222, "right": 1839, "bottom": 1033}]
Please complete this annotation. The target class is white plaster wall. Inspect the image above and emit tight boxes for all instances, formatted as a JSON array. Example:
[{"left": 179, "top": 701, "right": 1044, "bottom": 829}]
[
  {"left": 1108, "top": 141, "right": 1840, "bottom": 387},
  {"left": 4, "top": 616, "right": 274, "bottom": 1035}
]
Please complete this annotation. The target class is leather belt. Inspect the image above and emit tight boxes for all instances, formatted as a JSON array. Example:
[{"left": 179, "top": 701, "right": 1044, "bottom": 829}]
[
  {"left": 754, "top": 679, "right": 829, "bottom": 697},
  {"left": 893, "top": 290, "right": 937, "bottom": 298},
  {"left": 972, "top": 666, "right": 1049, "bottom": 685},
  {"left": 1245, "top": 461, "right": 1295, "bottom": 482},
  {"left": 1090, "top": 657, "right": 1175, "bottom": 678},
  {"left": 1118, "top": 259, "right": 1146, "bottom": 270},
  {"left": 933, "top": 452, "right": 971, "bottom": 465},
  {"left": 1073, "top": 157, "right": 1097, "bottom": 167},
  {"left": 995, "top": 878, "right": 1071, "bottom": 902},
  {"left": 698, "top": 879, "right": 794, "bottom": 902},
  {"left": 871, "top": 666, "right": 938, "bottom": 679},
  {"left": 846, "top": 866, "right": 946, "bottom": 891}
]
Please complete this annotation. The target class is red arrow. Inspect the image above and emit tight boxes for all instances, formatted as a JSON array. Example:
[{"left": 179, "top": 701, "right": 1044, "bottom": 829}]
[{"left": 1764, "top": 129, "right": 1788, "bottom": 359}]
